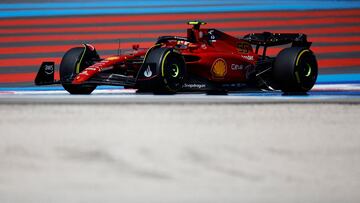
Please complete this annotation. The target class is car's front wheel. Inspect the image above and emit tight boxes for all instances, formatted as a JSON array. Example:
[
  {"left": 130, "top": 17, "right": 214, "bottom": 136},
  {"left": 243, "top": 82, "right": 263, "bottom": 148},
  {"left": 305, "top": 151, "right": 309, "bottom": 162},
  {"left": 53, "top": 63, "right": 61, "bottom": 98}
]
[{"left": 60, "top": 47, "right": 98, "bottom": 94}]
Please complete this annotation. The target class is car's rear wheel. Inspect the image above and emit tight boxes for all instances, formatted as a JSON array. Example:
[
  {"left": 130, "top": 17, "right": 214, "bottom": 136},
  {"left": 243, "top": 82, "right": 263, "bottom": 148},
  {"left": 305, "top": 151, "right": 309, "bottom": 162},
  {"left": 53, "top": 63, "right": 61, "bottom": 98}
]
[
  {"left": 273, "top": 47, "right": 318, "bottom": 93},
  {"left": 60, "top": 47, "right": 97, "bottom": 94}
]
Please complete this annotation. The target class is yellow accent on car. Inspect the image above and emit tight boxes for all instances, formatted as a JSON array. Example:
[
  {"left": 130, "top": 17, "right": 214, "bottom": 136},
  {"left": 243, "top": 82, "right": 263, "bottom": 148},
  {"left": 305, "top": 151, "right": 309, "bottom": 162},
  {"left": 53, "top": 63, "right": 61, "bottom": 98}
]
[
  {"left": 106, "top": 56, "right": 120, "bottom": 61},
  {"left": 161, "top": 50, "right": 171, "bottom": 77},
  {"left": 187, "top": 21, "right": 206, "bottom": 25},
  {"left": 76, "top": 45, "right": 87, "bottom": 74},
  {"left": 296, "top": 49, "right": 309, "bottom": 66}
]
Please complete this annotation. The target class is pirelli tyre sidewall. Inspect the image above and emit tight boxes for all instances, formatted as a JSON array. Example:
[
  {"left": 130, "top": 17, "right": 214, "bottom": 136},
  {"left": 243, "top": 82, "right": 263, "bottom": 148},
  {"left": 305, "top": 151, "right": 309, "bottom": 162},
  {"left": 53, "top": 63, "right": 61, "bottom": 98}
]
[
  {"left": 60, "top": 47, "right": 98, "bottom": 94},
  {"left": 273, "top": 47, "right": 318, "bottom": 93},
  {"left": 137, "top": 47, "right": 186, "bottom": 93}
]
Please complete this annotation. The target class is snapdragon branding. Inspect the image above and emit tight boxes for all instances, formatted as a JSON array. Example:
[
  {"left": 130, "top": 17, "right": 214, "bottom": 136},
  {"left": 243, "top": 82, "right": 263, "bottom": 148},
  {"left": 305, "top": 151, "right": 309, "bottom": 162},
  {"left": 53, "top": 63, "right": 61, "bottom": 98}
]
[{"left": 183, "top": 83, "right": 206, "bottom": 89}]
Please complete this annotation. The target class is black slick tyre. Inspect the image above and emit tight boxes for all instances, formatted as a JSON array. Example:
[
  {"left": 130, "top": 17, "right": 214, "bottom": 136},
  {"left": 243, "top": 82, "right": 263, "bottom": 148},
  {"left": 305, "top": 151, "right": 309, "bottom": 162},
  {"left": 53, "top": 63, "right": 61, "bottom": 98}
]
[
  {"left": 139, "top": 48, "right": 186, "bottom": 93},
  {"left": 60, "top": 47, "right": 97, "bottom": 94},
  {"left": 273, "top": 47, "right": 318, "bottom": 93}
]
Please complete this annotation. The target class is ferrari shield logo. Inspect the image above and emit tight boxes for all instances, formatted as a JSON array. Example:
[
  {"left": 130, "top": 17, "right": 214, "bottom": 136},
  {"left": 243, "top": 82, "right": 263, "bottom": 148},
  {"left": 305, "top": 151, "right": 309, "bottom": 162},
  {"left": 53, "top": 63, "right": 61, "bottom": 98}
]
[{"left": 211, "top": 58, "right": 227, "bottom": 78}]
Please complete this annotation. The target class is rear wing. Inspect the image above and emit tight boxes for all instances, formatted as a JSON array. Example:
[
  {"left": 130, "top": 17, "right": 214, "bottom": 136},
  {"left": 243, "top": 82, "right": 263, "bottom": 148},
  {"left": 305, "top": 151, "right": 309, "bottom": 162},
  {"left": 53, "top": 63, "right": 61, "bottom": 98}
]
[
  {"left": 243, "top": 32, "right": 312, "bottom": 58},
  {"left": 243, "top": 32, "right": 311, "bottom": 47}
]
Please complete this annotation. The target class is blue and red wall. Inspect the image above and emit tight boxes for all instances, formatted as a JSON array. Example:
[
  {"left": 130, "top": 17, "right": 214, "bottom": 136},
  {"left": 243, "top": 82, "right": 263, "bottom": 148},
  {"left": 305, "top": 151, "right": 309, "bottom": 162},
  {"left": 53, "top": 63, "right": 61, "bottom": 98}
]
[{"left": 0, "top": 0, "right": 359, "bottom": 86}]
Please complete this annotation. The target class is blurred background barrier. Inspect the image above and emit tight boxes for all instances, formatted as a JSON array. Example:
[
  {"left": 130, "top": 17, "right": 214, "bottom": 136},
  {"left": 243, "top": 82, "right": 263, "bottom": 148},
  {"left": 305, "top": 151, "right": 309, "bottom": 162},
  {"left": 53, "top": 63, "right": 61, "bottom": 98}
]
[{"left": 0, "top": 0, "right": 359, "bottom": 86}]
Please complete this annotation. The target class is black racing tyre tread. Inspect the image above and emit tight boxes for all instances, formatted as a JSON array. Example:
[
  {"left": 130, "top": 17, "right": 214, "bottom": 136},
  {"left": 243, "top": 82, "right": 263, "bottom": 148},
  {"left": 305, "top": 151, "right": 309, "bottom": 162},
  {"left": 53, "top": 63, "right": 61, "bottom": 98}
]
[
  {"left": 60, "top": 47, "right": 97, "bottom": 95},
  {"left": 273, "top": 47, "right": 318, "bottom": 93}
]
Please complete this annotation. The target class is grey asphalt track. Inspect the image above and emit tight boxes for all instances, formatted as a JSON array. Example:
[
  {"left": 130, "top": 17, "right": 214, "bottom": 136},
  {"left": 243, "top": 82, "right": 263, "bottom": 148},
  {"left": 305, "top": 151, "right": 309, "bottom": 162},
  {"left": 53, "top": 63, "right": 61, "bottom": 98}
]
[{"left": 1, "top": 103, "right": 360, "bottom": 203}]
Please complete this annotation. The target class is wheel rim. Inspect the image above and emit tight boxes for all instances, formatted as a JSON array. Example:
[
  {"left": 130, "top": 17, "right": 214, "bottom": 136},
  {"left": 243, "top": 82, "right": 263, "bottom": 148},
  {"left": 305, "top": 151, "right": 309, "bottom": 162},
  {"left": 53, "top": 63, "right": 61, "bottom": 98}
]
[
  {"left": 171, "top": 64, "right": 180, "bottom": 78},
  {"left": 305, "top": 63, "right": 312, "bottom": 77},
  {"left": 295, "top": 51, "right": 317, "bottom": 91},
  {"left": 161, "top": 51, "right": 185, "bottom": 91}
]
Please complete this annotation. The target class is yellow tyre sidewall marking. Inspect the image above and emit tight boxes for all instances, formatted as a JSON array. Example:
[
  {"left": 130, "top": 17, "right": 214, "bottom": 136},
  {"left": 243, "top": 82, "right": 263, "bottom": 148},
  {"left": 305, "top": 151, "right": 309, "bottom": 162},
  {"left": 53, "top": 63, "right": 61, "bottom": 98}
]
[
  {"left": 161, "top": 50, "right": 171, "bottom": 77},
  {"left": 76, "top": 45, "right": 87, "bottom": 74},
  {"left": 295, "top": 49, "right": 309, "bottom": 66},
  {"left": 294, "top": 49, "right": 310, "bottom": 84}
]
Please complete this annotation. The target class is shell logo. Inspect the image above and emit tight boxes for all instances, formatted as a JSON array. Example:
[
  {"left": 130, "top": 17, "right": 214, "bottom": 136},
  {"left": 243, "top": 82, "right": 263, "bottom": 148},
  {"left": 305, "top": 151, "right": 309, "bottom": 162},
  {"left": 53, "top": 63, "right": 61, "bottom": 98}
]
[{"left": 211, "top": 58, "right": 227, "bottom": 78}]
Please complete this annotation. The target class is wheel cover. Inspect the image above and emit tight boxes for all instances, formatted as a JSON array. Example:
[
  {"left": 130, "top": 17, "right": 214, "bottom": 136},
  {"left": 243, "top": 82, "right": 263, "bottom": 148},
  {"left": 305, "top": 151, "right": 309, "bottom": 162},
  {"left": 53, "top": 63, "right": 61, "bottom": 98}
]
[
  {"left": 305, "top": 63, "right": 312, "bottom": 77},
  {"left": 171, "top": 64, "right": 180, "bottom": 78},
  {"left": 161, "top": 51, "right": 185, "bottom": 91}
]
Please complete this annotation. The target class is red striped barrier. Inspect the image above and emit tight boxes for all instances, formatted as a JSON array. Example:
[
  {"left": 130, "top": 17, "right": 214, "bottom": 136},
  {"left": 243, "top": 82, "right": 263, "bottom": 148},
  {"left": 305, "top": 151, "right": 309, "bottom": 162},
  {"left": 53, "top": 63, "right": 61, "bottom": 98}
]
[{"left": 0, "top": 9, "right": 359, "bottom": 84}]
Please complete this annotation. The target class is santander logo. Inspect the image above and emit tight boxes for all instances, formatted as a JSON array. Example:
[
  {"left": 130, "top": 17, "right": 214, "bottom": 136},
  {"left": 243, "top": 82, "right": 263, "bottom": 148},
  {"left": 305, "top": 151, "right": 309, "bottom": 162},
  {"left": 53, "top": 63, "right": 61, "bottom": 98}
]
[{"left": 241, "top": 55, "right": 254, "bottom": 61}]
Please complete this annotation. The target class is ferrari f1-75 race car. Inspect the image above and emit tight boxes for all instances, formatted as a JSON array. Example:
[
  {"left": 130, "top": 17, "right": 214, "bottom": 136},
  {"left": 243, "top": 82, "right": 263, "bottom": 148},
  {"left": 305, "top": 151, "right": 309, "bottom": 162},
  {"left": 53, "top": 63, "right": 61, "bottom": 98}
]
[{"left": 35, "top": 21, "right": 318, "bottom": 94}]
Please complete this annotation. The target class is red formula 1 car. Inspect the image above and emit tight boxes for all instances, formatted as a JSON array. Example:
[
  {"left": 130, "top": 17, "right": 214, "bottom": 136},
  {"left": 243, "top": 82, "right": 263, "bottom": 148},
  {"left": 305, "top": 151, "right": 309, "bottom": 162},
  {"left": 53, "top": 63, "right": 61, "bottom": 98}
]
[{"left": 35, "top": 21, "right": 318, "bottom": 94}]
